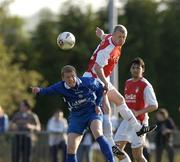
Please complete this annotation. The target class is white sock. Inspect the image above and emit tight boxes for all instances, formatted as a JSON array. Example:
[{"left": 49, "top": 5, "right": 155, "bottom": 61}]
[
  {"left": 118, "top": 103, "right": 142, "bottom": 131},
  {"left": 103, "top": 114, "right": 115, "bottom": 147}
]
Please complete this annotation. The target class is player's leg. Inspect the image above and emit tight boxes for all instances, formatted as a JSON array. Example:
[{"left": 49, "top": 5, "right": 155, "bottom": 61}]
[
  {"left": 107, "top": 88, "right": 141, "bottom": 131},
  {"left": 132, "top": 146, "right": 147, "bottom": 162},
  {"left": 102, "top": 94, "right": 115, "bottom": 146},
  {"left": 114, "top": 120, "right": 132, "bottom": 162},
  {"left": 66, "top": 114, "right": 86, "bottom": 162},
  {"left": 107, "top": 88, "right": 156, "bottom": 135},
  {"left": 66, "top": 133, "right": 83, "bottom": 162},
  {"left": 90, "top": 119, "right": 115, "bottom": 162},
  {"left": 102, "top": 94, "right": 124, "bottom": 158},
  {"left": 116, "top": 141, "right": 132, "bottom": 162}
]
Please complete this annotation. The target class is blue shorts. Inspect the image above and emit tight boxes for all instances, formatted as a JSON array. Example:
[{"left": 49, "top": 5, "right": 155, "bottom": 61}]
[{"left": 68, "top": 112, "right": 103, "bottom": 135}]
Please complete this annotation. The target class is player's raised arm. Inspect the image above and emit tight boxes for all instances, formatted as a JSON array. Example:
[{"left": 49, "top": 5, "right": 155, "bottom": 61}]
[
  {"left": 96, "top": 27, "right": 108, "bottom": 40},
  {"left": 31, "top": 82, "right": 62, "bottom": 96}
]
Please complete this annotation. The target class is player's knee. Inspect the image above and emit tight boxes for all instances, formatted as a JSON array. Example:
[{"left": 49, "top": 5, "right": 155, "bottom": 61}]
[
  {"left": 67, "top": 146, "right": 76, "bottom": 154},
  {"left": 116, "top": 96, "right": 125, "bottom": 106},
  {"left": 94, "top": 130, "right": 103, "bottom": 139}
]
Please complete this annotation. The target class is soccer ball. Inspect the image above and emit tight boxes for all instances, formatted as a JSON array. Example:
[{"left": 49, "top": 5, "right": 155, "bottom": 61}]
[{"left": 57, "top": 32, "right": 75, "bottom": 50}]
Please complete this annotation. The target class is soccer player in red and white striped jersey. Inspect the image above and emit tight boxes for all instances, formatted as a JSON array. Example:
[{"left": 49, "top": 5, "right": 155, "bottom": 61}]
[
  {"left": 114, "top": 57, "right": 158, "bottom": 162},
  {"left": 83, "top": 25, "right": 157, "bottom": 158}
]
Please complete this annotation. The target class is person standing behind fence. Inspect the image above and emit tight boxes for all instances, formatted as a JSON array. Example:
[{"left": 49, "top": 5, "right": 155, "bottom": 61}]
[
  {"left": 0, "top": 105, "right": 9, "bottom": 133},
  {"left": 9, "top": 100, "right": 41, "bottom": 162},
  {"left": 47, "top": 110, "right": 68, "bottom": 162},
  {"left": 155, "top": 108, "right": 176, "bottom": 162}
]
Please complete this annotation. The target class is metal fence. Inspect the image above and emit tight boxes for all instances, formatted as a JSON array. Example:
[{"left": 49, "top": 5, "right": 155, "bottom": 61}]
[
  {"left": 0, "top": 131, "right": 105, "bottom": 162},
  {"left": 0, "top": 131, "right": 180, "bottom": 162},
  {"left": 0, "top": 132, "right": 50, "bottom": 162}
]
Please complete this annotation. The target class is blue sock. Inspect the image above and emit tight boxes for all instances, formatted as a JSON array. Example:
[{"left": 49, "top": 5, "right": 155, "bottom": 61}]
[
  {"left": 96, "top": 136, "right": 115, "bottom": 162},
  {"left": 65, "top": 154, "right": 77, "bottom": 162}
]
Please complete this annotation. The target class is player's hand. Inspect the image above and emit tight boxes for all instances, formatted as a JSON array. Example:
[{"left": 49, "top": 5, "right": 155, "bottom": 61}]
[
  {"left": 31, "top": 87, "right": 40, "bottom": 94},
  {"left": 26, "top": 123, "right": 35, "bottom": 130},
  {"left": 96, "top": 27, "right": 104, "bottom": 39},
  {"left": 132, "top": 109, "right": 139, "bottom": 117},
  {"left": 95, "top": 106, "right": 102, "bottom": 115}
]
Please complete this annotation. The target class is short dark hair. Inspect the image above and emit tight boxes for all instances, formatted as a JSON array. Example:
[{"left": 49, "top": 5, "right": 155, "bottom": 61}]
[
  {"left": 22, "top": 100, "right": 31, "bottom": 109},
  {"left": 61, "top": 65, "right": 77, "bottom": 77},
  {"left": 130, "top": 57, "right": 145, "bottom": 69}
]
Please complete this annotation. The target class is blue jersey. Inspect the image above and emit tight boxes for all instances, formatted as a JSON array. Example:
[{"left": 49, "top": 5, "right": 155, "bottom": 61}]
[{"left": 38, "top": 77, "right": 104, "bottom": 116}]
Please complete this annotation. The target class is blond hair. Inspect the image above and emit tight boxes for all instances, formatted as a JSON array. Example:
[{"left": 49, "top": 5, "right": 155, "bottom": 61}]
[{"left": 113, "top": 24, "right": 128, "bottom": 37}]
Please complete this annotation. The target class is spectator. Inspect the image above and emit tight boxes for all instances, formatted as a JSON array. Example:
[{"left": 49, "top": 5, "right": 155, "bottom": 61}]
[
  {"left": 77, "top": 130, "right": 94, "bottom": 162},
  {"left": 9, "top": 100, "right": 41, "bottom": 162},
  {"left": 0, "top": 105, "right": 9, "bottom": 133},
  {"left": 47, "top": 110, "right": 67, "bottom": 162},
  {"left": 155, "top": 108, "right": 176, "bottom": 162}
]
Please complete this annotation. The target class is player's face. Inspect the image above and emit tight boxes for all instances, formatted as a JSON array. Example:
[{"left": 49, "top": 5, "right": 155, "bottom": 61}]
[
  {"left": 19, "top": 102, "right": 28, "bottom": 112},
  {"left": 112, "top": 31, "right": 126, "bottom": 46},
  {"left": 62, "top": 71, "right": 77, "bottom": 88},
  {"left": 130, "top": 64, "right": 144, "bottom": 79}
]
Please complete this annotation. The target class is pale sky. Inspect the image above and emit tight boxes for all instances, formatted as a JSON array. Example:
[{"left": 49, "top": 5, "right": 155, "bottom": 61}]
[{"left": 9, "top": 0, "right": 107, "bottom": 17}]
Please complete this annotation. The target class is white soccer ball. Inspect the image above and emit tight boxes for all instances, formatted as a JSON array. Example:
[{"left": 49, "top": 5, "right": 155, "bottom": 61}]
[{"left": 57, "top": 32, "right": 75, "bottom": 50}]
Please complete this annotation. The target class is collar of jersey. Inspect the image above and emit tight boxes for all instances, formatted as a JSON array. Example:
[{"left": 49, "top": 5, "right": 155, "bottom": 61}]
[{"left": 64, "top": 77, "right": 82, "bottom": 89}]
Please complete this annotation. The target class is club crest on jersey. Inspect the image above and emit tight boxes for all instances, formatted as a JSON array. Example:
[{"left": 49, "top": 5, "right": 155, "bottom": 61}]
[{"left": 135, "top": 87, "right": 140, "bottom": 93}]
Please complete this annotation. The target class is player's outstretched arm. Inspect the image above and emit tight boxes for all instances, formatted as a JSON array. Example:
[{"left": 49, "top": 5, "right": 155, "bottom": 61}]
[
  {"left": 31, "top": 82, "right": 62, "bottom": 96},
  {"left": 96, "top": 27, "right": 107, "bottom": 40}
]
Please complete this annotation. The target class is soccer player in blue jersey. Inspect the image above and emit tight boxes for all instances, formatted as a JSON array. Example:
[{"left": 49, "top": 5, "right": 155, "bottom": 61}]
[{"left": 31, "top": 65, "right": 115, "bottom": 162}]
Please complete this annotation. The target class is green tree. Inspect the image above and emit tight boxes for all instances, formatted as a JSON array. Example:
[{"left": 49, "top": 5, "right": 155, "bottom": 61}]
[
  {"left": 119, "top": 0, "right": 160, "bottom": 85},
  {"left": 0, "top": 38, "right": 42, "bottom": 115},
  {"left": 156, "top": 0, "right": 180, "bottom": 123}
]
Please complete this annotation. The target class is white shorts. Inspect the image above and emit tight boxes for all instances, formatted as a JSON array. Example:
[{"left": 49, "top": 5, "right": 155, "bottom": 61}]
[
  {"left": 83, "top": 72, "right": 115, "bottom": 91},
  {"left": 114, "top": 120, "right": 146, "bottom": 148}
]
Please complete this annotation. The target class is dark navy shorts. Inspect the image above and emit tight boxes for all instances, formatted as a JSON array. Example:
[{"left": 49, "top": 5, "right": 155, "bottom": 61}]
[{"left": 68, "top": 112, "right": 103, "bottom": 135}]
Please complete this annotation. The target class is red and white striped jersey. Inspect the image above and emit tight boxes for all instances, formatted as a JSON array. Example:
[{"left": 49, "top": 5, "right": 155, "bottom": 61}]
[
  {"left": 124, "top": 78, "right": 158, "bottom": 123},
  {"left": 85, "top": 34, "right": 122, "bottom": 78}
]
